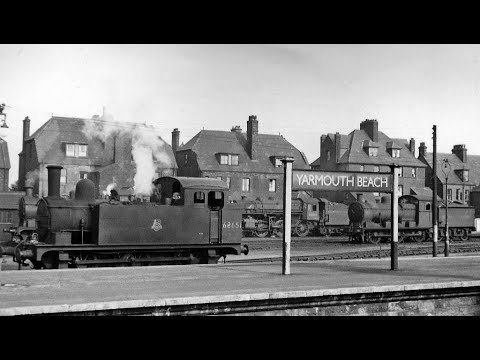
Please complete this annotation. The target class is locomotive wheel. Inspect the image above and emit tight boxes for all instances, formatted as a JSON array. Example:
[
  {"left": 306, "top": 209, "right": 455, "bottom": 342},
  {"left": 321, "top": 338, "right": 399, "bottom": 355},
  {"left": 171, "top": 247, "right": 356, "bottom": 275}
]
[
  {"left": 414, "top": 232, "right": 426, "bottom": 243},
  {"left": 273, "top": 220, "right": 284, "bottom": 238},
  {"left": 460, "top": 229, "right": 469, "bottom": 241},
  {"left": 295, "top": 222, "right": 310, "bottom": 237},
  {"left": 254, "top": 222, "right": 269, "bottom": 238}
]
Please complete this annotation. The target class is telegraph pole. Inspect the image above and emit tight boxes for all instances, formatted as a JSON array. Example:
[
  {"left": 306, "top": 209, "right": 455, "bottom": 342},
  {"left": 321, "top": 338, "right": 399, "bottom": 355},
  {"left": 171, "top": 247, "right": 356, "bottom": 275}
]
[{"left": 432, "top": 125, "right": 438, "bottom": 257}]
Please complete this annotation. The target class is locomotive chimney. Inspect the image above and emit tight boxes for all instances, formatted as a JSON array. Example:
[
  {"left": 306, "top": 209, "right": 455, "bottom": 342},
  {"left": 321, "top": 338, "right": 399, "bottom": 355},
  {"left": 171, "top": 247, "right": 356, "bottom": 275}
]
[
  {"left": 24, "top": 185, "right": 33, "bottom": 197},
  {"left": 46, "top": 165, "right": 63, "bottom": 198},
  {"left": 171, "top": 128, "right": 180, "bottom": 153}
]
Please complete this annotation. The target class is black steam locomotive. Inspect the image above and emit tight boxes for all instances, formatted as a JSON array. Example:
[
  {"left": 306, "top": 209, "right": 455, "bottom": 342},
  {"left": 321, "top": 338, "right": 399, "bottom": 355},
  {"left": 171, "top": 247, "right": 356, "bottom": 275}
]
[
  {"left": 231, "top": 192, "right": 350, "bottom": 238},
  {"left": 3, "top": 165, "right": 248, "bottom": 269},
  {"left": 348, "top": 193, "right": 476, "bottom": 244}
]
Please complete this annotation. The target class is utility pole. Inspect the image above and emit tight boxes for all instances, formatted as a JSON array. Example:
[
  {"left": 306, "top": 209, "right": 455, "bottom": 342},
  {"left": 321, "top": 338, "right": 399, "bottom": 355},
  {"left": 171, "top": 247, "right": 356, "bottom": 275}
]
[
  {"left": 432, "top": 125, "right": 438, "bottom": 257},
  {"left": 281, "top": 157, "right": 294, "bottom": 275}
]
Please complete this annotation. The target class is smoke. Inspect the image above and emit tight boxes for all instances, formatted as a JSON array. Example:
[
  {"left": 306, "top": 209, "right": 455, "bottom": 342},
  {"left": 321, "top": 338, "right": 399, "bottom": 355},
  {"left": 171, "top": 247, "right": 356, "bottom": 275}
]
[
  {"left": 102, "top": 182, "right": 117, "bottom": 197},
  {"left": 25, "top": 169, "right": 40, "bottom": 187},
  {"left": 81, "top": 114, "right": 173, "bottom": 197}
]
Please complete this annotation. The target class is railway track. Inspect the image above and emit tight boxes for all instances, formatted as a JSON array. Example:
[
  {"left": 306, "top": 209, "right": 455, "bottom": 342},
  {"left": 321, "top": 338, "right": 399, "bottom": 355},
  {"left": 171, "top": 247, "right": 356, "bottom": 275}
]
[{"left": 229, "top": 241, "right": 480, "bottom": 264}]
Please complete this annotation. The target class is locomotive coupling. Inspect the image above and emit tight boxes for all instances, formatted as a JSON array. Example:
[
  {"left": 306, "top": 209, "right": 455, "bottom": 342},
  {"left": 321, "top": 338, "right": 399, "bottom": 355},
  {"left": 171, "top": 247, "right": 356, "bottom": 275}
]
[
  {"left": 241, "top": 244, "right": 249, "bottom": 255},
  {"left": 14, "top": 248, "right": 34, "bottom": 262}
]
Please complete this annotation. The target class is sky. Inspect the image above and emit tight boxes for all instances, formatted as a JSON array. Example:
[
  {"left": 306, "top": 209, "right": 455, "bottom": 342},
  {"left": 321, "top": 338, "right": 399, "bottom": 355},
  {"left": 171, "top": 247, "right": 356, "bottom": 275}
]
[{"left": 1, "top": 44, "right": 480, "bottom": 187}]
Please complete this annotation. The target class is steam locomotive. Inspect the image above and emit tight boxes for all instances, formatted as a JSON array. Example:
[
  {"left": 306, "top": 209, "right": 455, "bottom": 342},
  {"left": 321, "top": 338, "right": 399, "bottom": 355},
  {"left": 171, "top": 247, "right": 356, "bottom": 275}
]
[
  {"left": 232, "top": 192, "right": 350, "bottom": 238},
  {"left": 2, "top": 165, "right": 248, "bottom": 269},
  {"left": 348, "top": 193, "right": 476, "bottom": 244}
]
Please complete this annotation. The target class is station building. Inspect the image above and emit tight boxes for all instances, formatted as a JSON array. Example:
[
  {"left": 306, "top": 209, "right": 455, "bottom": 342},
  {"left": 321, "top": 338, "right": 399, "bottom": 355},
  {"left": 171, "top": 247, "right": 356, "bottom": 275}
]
[
  {"left": 310, "top": 119, "right": 429, "bottom": 203},
  {"left": 18, "top": 115, "right": 177, "bottom": 198},
  {"left": 173, "top": 115, "right": 311, "bottom": 203}
]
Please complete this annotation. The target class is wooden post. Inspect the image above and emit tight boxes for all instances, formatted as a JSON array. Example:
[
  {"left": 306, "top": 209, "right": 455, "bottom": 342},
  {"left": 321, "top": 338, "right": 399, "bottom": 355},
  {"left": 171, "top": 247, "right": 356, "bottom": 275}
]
[
  {"left": 390, "top": 165, "right": 400, "bottom": 270},
  {"left": 282, "top": 157, "right": 294, "bottom": 275}
]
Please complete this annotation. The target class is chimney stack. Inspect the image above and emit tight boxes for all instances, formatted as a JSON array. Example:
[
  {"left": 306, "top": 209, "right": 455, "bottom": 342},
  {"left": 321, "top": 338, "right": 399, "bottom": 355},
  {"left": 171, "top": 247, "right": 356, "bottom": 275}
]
[
  {"left": 409, "top": 138, "right": 416, "bottom": 156},
  {"left": 418, "top": 142, "right": 427, "bottom": 158},
  {"left": 360, "top": 119, "right": 378, "bottom": 142},
  {"left": 171, "top": 128, "right": 180, "bottom": 153},
  {"left": 231, "top": 126, "right": 242, "bottom": 133},
  {"left": 247, "top": 115, "right": 259, "bottom": 160},
  {"left": 23, "top": 116, "right": 30, "bottom": 151},
  {"left": 452, "top": 144, "right": 467, "bottom": 163},
  {"left": 46, "top": 165, "right": 63, "bottom": 198}
]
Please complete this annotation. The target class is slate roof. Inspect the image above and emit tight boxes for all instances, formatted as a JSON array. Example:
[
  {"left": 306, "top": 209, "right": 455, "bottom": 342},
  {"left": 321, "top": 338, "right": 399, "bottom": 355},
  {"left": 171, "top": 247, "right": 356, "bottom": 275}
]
[
  {"left": 27, "top": 116, "right": 176, "bottom": 167},
  {"left": 0, "top": 138, "right": 10, "bottom": 169},
  {"left": 179, "top": 130, "right": 310, "bottom": 173},
  {"left": 421, "top": 152, "right": 480, "bottom": 186},
  {"left": 0, "top": 192, "right": 25, "bottom": 209},
  {"left": 310, "top": 129, "right": 426, "bottom": 168}
]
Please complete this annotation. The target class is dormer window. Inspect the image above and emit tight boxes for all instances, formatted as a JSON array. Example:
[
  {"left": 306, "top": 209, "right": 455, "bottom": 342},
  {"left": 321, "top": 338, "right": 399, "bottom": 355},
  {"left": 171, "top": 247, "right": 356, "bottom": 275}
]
[
  {"left": 271, "top": 156, "right": 284, "bottom": 167},
  {"left": 363, "top": 140, "right": 379, "bottom": 157},
  {"left": 219, "top": 153, "right": 239, "bottom": 166},
  {"left": 454, "top": 168, "right": 469, "bottom": 182},
  {"left": 65, "top": 143, "right": 88, "bottom": 158},
  {"left": 386, "top": 141, "right": 401, "bottom": 158}
]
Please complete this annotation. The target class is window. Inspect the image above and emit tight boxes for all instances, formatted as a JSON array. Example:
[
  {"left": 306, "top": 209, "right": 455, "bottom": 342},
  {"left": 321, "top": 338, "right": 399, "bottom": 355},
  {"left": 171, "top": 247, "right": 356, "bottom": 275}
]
[
  {"left": 269, "top": 179, "right": 276, "bottom": 192},
  {"left": 226, "top": 176, "right": 231, "bottom": 189},
  {"left": 80, "top": 171, "right": 88, "bottom": 180},
  {"left": 78, "top": 145, "right": 87, "bottom": 157},
  {"left": 456, "top": 189, "right": 463, "bottom": 201},
  {"left": 412, "top": 168, "right": 416, "bottom": 178},
  {"left": 242, "top": 178, "right": 250, "bottom": 192},
  {"left": 368, "top": 148, "right": 378, "bottom": 157},
  {"left": 373, "top": 192, "right": 379, "bottom": 197},
  {"left": 359, "top": 165, "right": 364, "bottom": 172},
  {"left": 465, "top": 190, "right": 470, "bottom": 201},
  {"left": 65, "top": 143, "right": 88, "bottom": 158},
  {"left": 397, "top": 185, "right": 403, "bottom": 196},
  {"left": 274, "top": 158, "right": 283, "bottom": 167},
  {"left": 373, "top": 166, "right": 379, "bottom": 173},
  {"left": 60, "top": 169, "right": 67, "bottom": 184},
  {"left": 426, "top": 203, "right": 431, "bottom": 210},
  {"left": 194, "top": 191, "right": 205, "bottom": 204},
  {"left": 463, "top": 170, "right": 469, "bottom": 182},
  {"left": 184, "top": 153, "right": 188, "bottom": 165},
  {"left": 220, "top": 154, "right": 239, "bottom": 166},
  {"left": 392, "top": 149, "right": 400, "bottom": 158},
  {"left": 327, "top": 150, "right": 331, "bottom": 161},
  {"left": 447, "top": 188, "right": 452, "bottom": 201}
]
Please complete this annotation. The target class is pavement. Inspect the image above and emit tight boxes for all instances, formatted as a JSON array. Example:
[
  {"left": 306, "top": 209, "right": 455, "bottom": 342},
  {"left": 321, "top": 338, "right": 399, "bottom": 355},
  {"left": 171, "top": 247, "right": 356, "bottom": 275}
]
[{"left": 1, "top": 254, "right": 480, "bottom": 315}]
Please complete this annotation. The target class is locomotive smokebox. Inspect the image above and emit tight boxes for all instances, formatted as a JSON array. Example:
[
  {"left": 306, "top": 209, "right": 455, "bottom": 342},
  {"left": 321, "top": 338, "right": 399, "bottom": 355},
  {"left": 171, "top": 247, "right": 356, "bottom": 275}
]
[
  {"left": 75, "top": 179, "right": 96, "bottom": 201},
  {"left": 46, "top": 165, "right": 63, "bottom": 198}
]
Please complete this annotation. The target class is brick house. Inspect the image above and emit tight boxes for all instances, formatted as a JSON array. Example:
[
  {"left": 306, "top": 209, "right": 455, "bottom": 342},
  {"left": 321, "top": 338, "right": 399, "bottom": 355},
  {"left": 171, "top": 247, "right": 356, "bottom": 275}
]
[
  {"left": 418, "top": 143, "right": 480, "bottom": 209},
  {"left": 310, "top": 119, "right": 429, "bottom": 203},
  {"left": 18, "top": 115, "right": 177, "bottom": 198},
  {"left": 173, "top": 115, "right": 311, "bottom": 203},
  {"left": 0, "top": 138, "right": 10, "bottom": 192}
]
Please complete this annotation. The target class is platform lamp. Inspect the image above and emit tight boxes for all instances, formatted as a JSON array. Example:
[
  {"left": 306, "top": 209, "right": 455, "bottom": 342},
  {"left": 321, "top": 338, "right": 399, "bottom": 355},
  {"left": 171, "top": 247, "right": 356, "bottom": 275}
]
[{"left": 441, "top": 159, "right": 451, "bottom": 257}]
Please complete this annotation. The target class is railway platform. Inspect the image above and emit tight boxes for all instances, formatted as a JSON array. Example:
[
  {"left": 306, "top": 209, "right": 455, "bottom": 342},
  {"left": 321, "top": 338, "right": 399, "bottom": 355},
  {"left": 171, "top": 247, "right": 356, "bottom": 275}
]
[{"left": 1, "top": 254, "right": 480, "bottom": 316}]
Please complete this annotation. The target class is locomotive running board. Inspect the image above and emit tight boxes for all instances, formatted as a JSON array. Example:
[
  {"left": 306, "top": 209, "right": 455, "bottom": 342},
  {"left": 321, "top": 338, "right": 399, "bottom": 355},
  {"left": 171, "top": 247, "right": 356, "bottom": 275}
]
[{"left": 73, "top": 256, "right": 192, "bottom": 266}]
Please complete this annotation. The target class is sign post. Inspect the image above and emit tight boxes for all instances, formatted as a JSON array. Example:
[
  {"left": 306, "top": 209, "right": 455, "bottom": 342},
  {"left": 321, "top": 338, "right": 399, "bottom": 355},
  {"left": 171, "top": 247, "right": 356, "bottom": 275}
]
[{"left": 282, "top": 157, "right": 294, "bottom": 275}]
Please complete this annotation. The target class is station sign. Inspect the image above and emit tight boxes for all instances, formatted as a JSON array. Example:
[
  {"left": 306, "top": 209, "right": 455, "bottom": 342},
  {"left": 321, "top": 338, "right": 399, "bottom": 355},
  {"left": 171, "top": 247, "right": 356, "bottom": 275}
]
[{"left": 292, "top": 170, "right": 393, "bottom": 192}]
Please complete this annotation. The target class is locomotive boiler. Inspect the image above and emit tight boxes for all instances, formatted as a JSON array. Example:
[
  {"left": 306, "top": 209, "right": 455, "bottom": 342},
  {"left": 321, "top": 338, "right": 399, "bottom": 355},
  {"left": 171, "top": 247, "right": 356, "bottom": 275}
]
[
  {"left": 348, "top": 193, "right": 476, "bottom": 244},
  {"left": 12, "top": 165, "right": 248, "bottom": 269}
]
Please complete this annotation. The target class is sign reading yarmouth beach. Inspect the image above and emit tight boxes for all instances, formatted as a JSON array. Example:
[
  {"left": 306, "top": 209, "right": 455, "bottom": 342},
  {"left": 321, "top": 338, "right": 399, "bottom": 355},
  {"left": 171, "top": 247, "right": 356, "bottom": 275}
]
[{"left": 292, "top": 170, "right": 393, "bottom": 192}]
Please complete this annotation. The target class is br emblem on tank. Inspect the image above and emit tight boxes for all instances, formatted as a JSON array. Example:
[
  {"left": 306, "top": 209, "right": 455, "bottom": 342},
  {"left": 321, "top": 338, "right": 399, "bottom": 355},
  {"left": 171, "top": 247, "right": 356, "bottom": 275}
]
[{"left": 151, "top": 219, "right": 163, "bottom": 231}]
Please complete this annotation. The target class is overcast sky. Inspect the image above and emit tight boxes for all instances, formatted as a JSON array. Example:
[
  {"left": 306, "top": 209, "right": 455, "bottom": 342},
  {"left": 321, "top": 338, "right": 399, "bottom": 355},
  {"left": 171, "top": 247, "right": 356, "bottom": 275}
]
[{"left": 1, "top": 44, "right": 479, "bottom": 186}]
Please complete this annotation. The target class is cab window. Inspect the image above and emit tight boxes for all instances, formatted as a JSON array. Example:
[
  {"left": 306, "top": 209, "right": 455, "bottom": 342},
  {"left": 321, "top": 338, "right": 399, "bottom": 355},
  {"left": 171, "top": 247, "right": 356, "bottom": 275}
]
[
  {"left": 208, "top": 191, "right": 224, "bottom": 210},
  {"left": 194, "top": 191, "right": 205, "bottom": 204}
]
